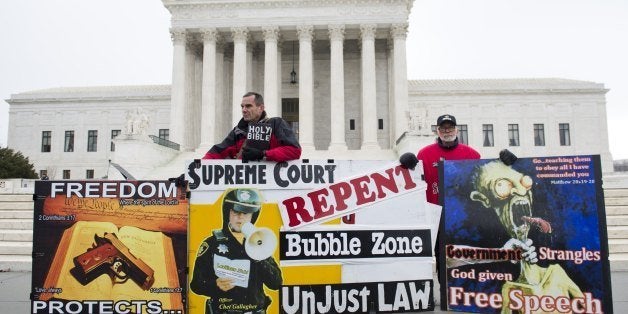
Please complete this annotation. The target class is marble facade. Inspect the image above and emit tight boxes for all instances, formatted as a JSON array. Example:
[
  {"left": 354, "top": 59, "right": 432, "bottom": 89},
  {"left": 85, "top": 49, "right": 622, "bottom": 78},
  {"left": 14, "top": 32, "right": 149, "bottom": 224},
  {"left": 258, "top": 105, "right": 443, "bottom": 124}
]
[{"left": 5, "top": 0, "right": 614, "bottom": 179}]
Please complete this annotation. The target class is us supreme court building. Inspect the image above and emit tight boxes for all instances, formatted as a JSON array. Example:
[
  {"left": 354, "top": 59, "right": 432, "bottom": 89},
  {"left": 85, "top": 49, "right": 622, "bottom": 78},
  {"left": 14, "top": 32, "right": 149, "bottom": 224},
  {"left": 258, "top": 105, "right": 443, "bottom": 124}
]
[{"left": 6, "top": 0, "right": 613, "bottom": 179}]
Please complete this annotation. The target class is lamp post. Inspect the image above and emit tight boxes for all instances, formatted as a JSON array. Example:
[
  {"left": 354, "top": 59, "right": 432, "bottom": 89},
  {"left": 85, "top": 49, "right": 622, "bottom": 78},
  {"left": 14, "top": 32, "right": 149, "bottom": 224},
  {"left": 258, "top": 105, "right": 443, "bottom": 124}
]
[{"left": 290, "top": 41, "right": 297, "bottom": 84}]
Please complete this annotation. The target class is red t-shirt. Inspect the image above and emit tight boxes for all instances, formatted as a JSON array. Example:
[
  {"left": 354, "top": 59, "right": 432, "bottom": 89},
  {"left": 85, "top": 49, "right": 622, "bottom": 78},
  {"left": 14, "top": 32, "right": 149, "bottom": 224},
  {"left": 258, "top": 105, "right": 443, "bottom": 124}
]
[{"left": 417, "top": 142, "right": 480, "bottom": 204}]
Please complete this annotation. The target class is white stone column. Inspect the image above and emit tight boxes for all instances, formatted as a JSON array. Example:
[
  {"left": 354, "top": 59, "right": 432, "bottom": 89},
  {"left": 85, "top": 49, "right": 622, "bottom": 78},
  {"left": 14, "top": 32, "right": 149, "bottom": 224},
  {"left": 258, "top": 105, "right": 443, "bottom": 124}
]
[
  {"left": 246, "top": 42, "right": 254, "bottom": 92},
  {"left": 360, "top": 24, "right": 379, "bottom": 150},
  {"left": 263, "top": 26, "right": 280, "bottom": 117},
  {"left": 387, "top": 39, "right": 395, "bottom": 147},
  {"left": 328, "top": 25, "right": 348, "bottom": 151},
  {"left": 186, "top": 40, "right": 202, "bottom": 150},
  {"left": 297, "top": 25, "right": 315, "bottom": 151},
  {"left": 199, "top": 28, "right": 218, "bottom": 150},
  {"left": 232, "top": 27, "right": 249, "bottom": 126},
  {"left": 169, "top": 28, "right": 187, "bottom": 147},
  {"left": 215, "top": 40, "right": 225, "bottom": 140},
  {"left": 276, "top": 39, "right": 283, "bottom": 114},
  {"left": 391, "top": 24, "right": 409, "bottom": 145}
]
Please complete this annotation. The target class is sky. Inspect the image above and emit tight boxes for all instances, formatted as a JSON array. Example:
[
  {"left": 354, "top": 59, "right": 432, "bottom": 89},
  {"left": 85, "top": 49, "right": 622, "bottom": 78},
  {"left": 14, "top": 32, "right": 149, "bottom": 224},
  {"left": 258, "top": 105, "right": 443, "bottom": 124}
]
[{"left": 1, "top": 0, "right": 627, "bottom": 158}]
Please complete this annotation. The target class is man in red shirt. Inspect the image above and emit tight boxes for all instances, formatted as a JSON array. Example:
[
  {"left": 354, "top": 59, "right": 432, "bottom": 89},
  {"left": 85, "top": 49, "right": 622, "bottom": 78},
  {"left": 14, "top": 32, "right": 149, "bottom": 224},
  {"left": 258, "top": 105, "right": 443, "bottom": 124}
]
[
  {"left": 406, "top": 114, "right": 519, "bottom": 284},
  {"left": 417, "top": 114, "right": 480, "bottom": 205},
  {"left": 203, "top": 92, "right": 301, "bottom": 162},
  {"left": 414, "top": 114, "right": 480, "bottom": 285}
]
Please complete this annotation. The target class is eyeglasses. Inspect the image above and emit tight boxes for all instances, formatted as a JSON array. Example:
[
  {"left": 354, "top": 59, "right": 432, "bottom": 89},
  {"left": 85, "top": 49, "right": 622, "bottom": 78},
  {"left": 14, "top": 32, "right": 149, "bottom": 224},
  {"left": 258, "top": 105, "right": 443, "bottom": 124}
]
[{"left": 438, "top": 126, "right": 456, "bottom": 132}]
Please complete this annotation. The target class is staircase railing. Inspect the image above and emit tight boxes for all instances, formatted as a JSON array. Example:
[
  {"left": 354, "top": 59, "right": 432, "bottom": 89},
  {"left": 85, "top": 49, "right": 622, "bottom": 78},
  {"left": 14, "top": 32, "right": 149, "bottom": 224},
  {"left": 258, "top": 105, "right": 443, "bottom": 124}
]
[{"left": 148, "top": 135, "right": 180, "bottom": 151}]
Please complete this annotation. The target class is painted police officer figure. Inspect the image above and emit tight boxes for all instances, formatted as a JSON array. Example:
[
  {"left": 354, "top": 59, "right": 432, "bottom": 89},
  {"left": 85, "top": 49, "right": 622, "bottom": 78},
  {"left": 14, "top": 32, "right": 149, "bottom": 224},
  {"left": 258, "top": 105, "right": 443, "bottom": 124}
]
[{"left": 190, "top": 188, "right": 282, "bottom": 314}]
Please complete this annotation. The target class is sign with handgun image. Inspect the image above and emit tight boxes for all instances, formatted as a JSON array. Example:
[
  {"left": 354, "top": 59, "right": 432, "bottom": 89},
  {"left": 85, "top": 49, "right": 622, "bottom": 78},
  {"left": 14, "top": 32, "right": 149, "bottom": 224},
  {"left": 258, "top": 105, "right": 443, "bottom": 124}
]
[{"left": 31, "top": 180, "right": 188, "bottom": 314}]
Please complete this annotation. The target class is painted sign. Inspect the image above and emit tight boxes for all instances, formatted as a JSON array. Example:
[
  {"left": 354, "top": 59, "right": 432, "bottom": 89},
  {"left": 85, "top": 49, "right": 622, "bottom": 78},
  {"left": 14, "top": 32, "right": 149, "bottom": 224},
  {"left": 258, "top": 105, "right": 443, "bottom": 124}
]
[
  {"left": 440, "top": 155, "right": 612, "bottom": 313},
  {"left": 187, "top": 159, "right": 437, "bottom": 313},
  {"left": 31, "top": 180, "right": 188, "bottom": 314}
]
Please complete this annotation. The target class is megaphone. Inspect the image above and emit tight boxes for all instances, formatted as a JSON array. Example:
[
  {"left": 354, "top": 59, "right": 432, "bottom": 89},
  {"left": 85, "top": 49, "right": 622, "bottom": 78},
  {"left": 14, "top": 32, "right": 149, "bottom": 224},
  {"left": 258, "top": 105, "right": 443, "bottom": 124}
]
[{"left": 241, "top": 222, "right": 277, "bottom": 261}]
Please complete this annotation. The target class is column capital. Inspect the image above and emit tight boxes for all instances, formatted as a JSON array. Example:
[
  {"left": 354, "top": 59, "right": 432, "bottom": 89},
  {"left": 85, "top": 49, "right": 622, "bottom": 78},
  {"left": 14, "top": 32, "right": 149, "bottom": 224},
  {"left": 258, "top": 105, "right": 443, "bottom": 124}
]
[
  {"left": 200, "top": 28, "right": 220, "bottom": 43},
  {"left": 170, "top": 28, "right": 187, "bottom": 43},
  {"left": 390, "top": 23, "right": 409, "bottom": 39},
  {"left": 328, "top": 24, "right": 345, "bottom": 41},
  {"left": 297, "top": 24, "right": 314, "bottom": 41},
  {"left": 231, "top": 27, "right": 249, "bottom": 43},
  {"left": 360, "top": 24, "right": 377, "bottom": 40},
  {"left": 262, "top": 26, "right": 280, "bottom": 42}
]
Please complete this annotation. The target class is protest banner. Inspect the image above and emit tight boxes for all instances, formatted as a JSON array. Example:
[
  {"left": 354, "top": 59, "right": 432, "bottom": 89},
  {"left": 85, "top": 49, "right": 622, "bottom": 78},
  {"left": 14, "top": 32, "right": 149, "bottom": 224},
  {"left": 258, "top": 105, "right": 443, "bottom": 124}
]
[
  {"left": 440, "top": 155, "right": 612, "bottom": 313},
  {"left": 31, "top": 180, "right": 188, "bottom": 314},
  {"left": 187, "top": 159, "right": 437, "bottom": 313}
]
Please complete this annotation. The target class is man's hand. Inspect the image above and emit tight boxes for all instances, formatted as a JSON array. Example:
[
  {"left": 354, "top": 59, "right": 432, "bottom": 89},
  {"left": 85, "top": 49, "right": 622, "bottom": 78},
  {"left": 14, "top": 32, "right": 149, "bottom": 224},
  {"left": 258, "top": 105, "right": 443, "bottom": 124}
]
[
  {"left": 502, "top": 238, "right": 538, "bottom": 264},
  {"left": 216, "top": 277, "right": 235, "bottom": 292},
  {"left": 399, "top": 152, "right": 419, "bottom": 170},
  {"left": 499, "top": 149, "right": 518, "bottom": 166},
  {"left": 242, "top": 147, "right": 264, "bottom": 162}
]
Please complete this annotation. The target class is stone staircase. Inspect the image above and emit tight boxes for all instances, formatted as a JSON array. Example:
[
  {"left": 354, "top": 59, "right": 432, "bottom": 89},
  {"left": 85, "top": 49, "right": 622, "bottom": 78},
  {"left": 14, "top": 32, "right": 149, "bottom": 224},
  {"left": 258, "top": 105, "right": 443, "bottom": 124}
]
[
  {"left": 0, "top": 194, "right": 33, "bottom": 272},
  {"left": 2, "top": 184, "right": 628, "bottom": 272},
  {"left": 606, "top": 187, "right": 628, "bottom": 270}
]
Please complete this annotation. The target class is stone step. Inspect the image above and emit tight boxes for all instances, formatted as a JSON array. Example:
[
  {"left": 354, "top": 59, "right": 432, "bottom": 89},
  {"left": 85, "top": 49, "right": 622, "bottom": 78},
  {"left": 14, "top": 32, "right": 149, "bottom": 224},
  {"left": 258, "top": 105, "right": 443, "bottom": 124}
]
[
  {"left": 0, "top": 241, "right": 31, "bottom": 255},
  {"left": 605, "top": 197, "right": 628, "bottom": 207},
  {"left": 605, "top": 205, "right": 628, "bottom": 216},
  {"left": 0, "top": 194, "right": 33, "bottom": 202},
  {"left": 604, "top": 189, "right": 628, "bottom": 198},
  {"left": 0, "top": 202, "right": 33, "bottom": 210},
  {"left": 0, "top": 219, "right": 32, "bottom": 230},
  {"left": 610, "top": 239, "right": 628, "bottom": 253},
  {"left": 0, "top": 230, "right": 33, "bottom": 242},
  {"left": 607, "top": 226, "right": 628, "bottom": 239},
  {"left": 0, "top": 210, "right": 32, "bottom": 219},
  {"left": 0, "top": 255, "right": 32, "bottom": 272},
  {"left": 610, "top": 253, "right": 628, "bottom": 271},
  {"left": 606, "top": 215, "right": 628, "bottom": 226}
]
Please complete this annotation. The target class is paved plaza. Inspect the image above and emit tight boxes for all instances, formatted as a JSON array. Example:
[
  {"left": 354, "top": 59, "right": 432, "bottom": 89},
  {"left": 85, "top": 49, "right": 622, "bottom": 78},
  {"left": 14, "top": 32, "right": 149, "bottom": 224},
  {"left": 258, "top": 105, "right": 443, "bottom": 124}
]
[{"left": 2, "top": 268, "right": 625, "bottom": 313}]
